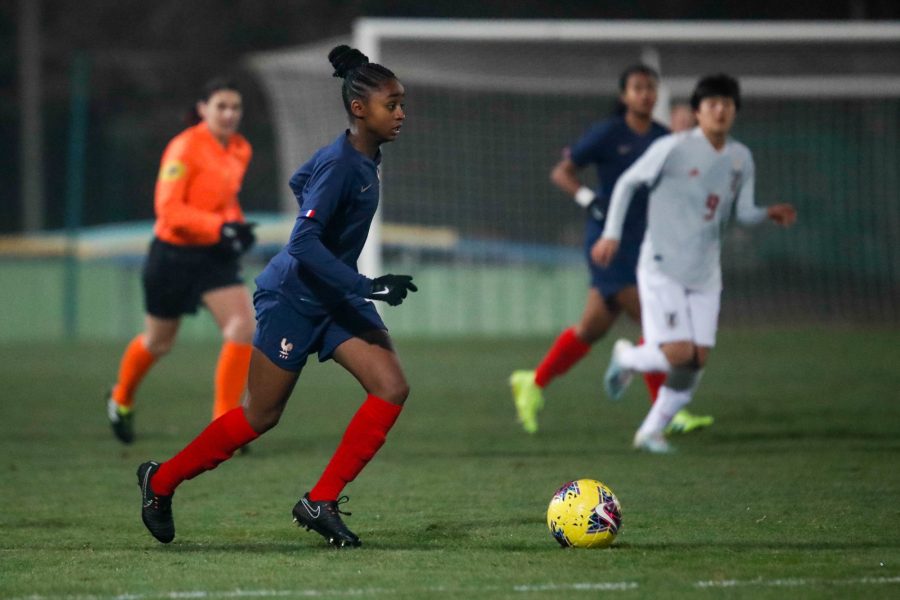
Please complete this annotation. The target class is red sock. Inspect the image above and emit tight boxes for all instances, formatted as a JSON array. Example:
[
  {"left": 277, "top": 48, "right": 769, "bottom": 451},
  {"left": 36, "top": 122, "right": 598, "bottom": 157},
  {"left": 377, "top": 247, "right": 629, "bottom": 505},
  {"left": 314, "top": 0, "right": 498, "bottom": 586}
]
[
  {"left": 644, "top": 372, "right": 666, "bottom": 404},
  {"left": 638, "top": 337, "right": 666, "bottom": 404},
  {"left": 534, "top": 327, "right": 591, "bottom": 388},
  {"left": 309, "top": 395, "right": 403, "bottom": 502},
  {"left": 151, "top": 407, "right": 259, "bottom": 496}
]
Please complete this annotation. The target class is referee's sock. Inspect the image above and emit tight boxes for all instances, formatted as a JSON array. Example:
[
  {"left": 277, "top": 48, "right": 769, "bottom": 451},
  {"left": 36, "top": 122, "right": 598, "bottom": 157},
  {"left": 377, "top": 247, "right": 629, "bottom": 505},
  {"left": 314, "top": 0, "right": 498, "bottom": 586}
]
[
  {"left": 308, "top": 394, "right": 403, "bottom": 502},
  {"left": 112, "top": 334, "right": 157, "bottom": 408},
  {"left": 534, "top": 327, "right": 591, "bottom": 388},
  {"left": 150, "top": 407, "right": 259, "bottom": 496},
  {"left": 212, "top": 341, "right": 252, "bottom": 420}
]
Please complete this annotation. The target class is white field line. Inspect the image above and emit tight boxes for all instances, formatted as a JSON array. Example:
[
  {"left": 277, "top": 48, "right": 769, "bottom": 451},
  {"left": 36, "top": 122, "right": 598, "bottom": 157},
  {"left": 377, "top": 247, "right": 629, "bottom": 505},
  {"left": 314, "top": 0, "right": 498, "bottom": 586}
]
[
  {"left": 695, "top": 575, "right": 900, "bottom": 589},
  {"left": 3, "top": 582, "right": 637, "bottom": 600},
  {"left": 6, "top": 576, "right": 899, "bottom": 600}
]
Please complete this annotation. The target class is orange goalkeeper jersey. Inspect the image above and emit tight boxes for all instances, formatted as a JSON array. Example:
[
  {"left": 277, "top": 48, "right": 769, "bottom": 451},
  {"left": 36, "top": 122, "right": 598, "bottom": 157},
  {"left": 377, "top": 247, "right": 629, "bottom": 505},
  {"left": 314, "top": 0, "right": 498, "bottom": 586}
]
[{"left": 153, "top": 122, "right": 252, "bottom": 246}]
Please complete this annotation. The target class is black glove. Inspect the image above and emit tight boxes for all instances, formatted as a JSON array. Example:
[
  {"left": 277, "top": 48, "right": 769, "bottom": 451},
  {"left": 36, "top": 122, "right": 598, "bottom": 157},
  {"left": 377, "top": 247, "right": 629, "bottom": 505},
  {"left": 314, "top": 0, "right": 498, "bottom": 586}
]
[
  {"left": 219, "top": 221, "right": 256, "bottom": 256},
  {"left": 367, "top": 274, "right": 417, "bottom": 306}
]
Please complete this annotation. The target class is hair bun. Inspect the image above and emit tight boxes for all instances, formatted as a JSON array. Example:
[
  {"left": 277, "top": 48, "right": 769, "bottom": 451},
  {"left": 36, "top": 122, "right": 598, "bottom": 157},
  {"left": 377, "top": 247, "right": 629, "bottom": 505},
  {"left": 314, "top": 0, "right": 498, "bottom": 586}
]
[{"left": 328, "top": 45, "right": 369, "bottom": 79}]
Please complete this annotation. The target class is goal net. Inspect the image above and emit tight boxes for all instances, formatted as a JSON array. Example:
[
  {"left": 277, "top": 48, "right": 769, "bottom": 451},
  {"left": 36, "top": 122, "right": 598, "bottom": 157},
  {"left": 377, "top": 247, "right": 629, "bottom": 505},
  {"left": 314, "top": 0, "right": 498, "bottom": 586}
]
[{"left": 250, "top": 20, "right": 900, "bottom": 336}]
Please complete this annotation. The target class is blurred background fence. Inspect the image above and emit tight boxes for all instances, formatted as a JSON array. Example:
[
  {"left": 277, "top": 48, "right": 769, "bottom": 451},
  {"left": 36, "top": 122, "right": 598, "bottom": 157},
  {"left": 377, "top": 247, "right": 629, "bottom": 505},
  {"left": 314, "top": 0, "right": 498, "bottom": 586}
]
[{"left": 1, "top": 19, "right": 898, "bottom": 342}]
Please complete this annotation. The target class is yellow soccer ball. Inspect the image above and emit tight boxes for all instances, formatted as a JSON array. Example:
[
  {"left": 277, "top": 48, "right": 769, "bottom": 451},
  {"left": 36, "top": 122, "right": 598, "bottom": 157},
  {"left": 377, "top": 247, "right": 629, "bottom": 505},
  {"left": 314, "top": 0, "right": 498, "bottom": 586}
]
[{"left": 546, "top": 479, "right": 622, "bottom": 548}]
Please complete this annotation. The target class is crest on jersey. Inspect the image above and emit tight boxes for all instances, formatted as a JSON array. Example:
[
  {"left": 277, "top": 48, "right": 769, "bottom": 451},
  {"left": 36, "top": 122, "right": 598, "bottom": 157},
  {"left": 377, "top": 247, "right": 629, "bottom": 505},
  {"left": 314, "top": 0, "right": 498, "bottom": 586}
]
[
  {"left": 159, "top": 160, "right": 186, "bottom": 182},
  {"left": 666, "top": 312, "right": 678, "bottom": 328}
]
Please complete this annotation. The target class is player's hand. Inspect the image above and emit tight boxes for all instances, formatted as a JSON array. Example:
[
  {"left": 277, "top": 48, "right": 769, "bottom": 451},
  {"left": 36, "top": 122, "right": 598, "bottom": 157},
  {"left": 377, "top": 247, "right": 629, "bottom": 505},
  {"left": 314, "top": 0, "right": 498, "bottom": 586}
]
[
  {"left": 767, "top": 204, "right": 797, "bottom": 227},
  {"left": 368, "top": 274, "right": 417, "bottom": 306},
  {"left": 219, "top": 221, "right": 257, "bottom": 256},
  {"left": 591, "top": 238, "right": 619, "bottom": 267}
]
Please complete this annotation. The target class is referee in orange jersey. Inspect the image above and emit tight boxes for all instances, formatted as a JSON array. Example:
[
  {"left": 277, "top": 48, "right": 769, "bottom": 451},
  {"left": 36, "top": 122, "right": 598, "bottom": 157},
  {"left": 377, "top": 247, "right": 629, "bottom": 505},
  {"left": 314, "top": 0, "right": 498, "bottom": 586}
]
[{"left": 107, "top": 78, "right": 256, "bottom": 444}]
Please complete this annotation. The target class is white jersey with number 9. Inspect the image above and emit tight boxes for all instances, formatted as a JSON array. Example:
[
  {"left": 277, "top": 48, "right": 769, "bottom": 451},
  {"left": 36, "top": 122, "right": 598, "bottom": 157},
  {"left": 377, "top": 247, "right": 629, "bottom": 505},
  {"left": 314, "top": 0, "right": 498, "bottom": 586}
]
[{"left": 603, "top": 127, "right": 767, "bottom": 290}]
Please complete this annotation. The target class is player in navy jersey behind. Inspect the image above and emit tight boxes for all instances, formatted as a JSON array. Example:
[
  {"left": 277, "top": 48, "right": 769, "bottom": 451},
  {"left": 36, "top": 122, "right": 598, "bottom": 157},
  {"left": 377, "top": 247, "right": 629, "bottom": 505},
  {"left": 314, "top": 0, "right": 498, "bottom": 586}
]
[
  {"left": 135, "top": 45, "right": 416, "bottom": 548},
  {"left": 510, "top": 65, "right": 713, "bottom": 435}
]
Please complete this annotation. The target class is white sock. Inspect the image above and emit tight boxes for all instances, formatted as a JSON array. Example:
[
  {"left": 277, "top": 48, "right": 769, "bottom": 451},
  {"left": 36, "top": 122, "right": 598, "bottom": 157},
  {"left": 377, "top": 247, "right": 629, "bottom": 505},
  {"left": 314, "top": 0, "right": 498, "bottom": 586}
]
[
  {"left": 619, "top": 343, "right": 670, "bottom": 373},
  {"left": 636, "top": 386, "right": 692, "bottom": 438}
]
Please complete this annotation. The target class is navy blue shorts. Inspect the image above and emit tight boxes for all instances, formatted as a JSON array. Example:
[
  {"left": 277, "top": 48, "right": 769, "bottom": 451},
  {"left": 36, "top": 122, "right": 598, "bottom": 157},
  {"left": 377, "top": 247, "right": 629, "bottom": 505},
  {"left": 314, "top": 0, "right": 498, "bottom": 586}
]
[
  {"left": 142, "top": 238, "right": 243, "bottom": 318},
  {"left": 252, "top": 289, "right": 387, "bottom": 372},
  {"left": 584, "top": 218, "right": 641, "bottom": 301}
]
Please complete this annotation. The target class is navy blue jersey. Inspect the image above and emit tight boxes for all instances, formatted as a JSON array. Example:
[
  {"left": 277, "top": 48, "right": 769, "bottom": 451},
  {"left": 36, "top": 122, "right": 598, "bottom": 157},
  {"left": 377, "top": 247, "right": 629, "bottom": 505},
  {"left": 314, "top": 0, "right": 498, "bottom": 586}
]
[
  {"left": 569, "top": 115, "right": 668, "bottom": 244},
  {"left": 256, "top": 131, "right": 380, "bottom": 313}
]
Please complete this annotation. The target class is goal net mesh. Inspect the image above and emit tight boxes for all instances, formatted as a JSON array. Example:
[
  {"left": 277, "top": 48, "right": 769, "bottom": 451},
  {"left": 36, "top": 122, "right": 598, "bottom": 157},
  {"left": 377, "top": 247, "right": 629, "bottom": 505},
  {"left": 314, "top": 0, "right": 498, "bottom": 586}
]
[{"left": 250, "top": 27, "right": 900, "bottom": 335}]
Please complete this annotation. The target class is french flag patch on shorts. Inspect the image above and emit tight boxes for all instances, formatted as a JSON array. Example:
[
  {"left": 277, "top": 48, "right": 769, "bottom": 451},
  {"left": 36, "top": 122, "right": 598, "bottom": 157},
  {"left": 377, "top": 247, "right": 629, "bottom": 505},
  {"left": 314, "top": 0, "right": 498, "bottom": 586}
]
[{"left": 301, "top": 209, "right": 316, "bottom": 218}]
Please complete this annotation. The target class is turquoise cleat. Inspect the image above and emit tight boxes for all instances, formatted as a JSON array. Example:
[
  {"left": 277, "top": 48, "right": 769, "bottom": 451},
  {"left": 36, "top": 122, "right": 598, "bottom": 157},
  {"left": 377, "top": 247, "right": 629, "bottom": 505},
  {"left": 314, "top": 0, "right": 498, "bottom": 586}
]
[{"left": 603, "top": 339, "right": 635, "bottom": 401}]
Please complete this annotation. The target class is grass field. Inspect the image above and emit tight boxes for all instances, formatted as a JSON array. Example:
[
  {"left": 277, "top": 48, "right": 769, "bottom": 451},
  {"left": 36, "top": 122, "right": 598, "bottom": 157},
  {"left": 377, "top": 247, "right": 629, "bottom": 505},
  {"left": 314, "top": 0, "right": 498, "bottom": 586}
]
[{"left": 1, "top": 327, "right": 899, "bottom": 599}]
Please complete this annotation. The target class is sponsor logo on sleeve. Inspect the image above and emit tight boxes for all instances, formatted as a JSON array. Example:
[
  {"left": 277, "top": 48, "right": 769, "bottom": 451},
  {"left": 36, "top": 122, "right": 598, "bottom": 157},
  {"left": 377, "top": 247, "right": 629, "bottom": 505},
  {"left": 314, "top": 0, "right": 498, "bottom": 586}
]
[{"left": 158, "top": 160, "right": 186, "bottom": 182}]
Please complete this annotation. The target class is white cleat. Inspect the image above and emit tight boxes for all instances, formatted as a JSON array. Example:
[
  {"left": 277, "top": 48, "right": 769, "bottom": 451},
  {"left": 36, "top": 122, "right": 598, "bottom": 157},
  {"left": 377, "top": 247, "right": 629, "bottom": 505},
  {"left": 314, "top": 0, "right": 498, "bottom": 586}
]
[
  {"left": 632, "top": 431, "right": 675, "bottom": 454},
  {"left": 603, "top": 339, "right": 635, "bottom": 401}
]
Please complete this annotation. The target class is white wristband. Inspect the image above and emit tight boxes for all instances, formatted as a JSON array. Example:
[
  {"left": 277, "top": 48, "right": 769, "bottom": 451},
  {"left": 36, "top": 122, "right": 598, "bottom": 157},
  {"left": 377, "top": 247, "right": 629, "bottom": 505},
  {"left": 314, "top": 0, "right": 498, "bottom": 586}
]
[{"left": 574, "top": 186, "right": 595, "bottom": 208}]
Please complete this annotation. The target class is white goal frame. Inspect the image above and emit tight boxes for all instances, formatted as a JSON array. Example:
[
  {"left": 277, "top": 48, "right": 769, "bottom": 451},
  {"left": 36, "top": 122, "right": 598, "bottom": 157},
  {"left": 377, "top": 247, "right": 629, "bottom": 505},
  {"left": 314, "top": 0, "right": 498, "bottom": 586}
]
[{"left": 352, "top": 18, "right": 900, "bottom": 279}]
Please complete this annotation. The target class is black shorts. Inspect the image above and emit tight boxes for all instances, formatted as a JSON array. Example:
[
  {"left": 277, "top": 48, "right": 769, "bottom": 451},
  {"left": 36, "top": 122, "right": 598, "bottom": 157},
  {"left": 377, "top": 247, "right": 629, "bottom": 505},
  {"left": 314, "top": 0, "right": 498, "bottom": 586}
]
[{"left": 142, "top": 238, "right": 244, "bottom": 318}]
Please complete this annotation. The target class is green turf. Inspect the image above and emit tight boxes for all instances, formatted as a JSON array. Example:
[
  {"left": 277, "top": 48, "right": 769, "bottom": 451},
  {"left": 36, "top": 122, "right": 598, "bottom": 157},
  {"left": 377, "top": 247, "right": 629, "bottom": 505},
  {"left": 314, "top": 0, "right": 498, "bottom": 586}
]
[{"left": 1, "top": 328, "right": 899, "bottom": 599}]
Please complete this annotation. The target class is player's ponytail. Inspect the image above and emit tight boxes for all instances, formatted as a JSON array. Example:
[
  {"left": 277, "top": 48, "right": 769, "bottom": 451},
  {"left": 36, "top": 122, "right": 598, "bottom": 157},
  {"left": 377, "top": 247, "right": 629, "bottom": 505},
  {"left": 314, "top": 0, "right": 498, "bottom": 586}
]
[
  {"left": 328, "top": 44, "right": 397, "bottom": 117},
  {"left": 328, "top": 45, "right": 369, "bottom": 78}
]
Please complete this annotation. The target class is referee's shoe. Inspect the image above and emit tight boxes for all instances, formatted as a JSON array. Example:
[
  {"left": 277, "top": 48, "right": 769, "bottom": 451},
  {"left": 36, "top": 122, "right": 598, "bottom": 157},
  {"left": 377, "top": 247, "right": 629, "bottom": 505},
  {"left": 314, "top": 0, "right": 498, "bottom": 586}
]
[
  {"left": 137, "top": 461, "right": 175, "bottom": 543},
  {"left": 292, "top": 493, "right": 361, "bottom": 548},
  {"left": 107, "top": 393, "right": 134, "bottom": 444}
]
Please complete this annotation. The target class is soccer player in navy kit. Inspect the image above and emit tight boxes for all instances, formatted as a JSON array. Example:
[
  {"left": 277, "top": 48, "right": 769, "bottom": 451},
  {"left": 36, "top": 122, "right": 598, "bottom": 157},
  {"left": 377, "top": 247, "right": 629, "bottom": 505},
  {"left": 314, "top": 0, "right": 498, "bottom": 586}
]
[
  {"left": 136, "top": 45, "right": 416, "bottom": 548},
  {"left": 510, "top": 65, "right": 713, "bottom": 435}
]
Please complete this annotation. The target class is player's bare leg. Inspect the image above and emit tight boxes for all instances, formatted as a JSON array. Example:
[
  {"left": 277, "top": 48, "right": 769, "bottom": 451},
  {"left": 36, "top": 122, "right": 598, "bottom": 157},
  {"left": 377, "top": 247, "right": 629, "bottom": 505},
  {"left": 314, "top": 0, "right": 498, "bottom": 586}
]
[{"left": 242, "top": 348, "right": 301, "bottom": 434}]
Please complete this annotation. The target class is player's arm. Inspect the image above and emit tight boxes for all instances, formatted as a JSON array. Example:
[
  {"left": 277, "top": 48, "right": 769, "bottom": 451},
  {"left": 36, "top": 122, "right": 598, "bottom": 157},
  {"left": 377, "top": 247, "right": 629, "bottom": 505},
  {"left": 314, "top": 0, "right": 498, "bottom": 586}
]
[
  {"left": 550, "top": 152, "right": 595, "bottom": 208},
  {"left": 551, "top": 122, "right": 612, "bottom": 208},
  {"left": 288, "top": 160, "right": 371, "bottom": 296},
  {"left": 154, "top": 139, "right": 223, "bottom": 245},
  {"left": 288, "top": 162, "right": 415, "bottom": 306},
  {"left": 593, "top": 136, "right": 676, "bottom": 266},
  {"left": 734, "top": 157, "right": 797, "bottom": 228}
]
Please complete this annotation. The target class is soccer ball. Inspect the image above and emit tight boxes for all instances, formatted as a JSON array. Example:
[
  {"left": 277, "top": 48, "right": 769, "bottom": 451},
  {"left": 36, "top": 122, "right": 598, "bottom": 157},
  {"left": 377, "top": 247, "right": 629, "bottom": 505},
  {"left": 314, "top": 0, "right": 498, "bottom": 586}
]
[{"left": 546, "top": 479, "right": 622, "bottom": 548}]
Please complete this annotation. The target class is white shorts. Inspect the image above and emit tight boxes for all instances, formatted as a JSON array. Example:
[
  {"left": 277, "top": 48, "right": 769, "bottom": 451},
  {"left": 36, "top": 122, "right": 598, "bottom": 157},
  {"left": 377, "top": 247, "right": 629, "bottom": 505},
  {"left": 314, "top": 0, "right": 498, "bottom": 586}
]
[{"left": 638, "top": 265, "right": 721, "bottom": 348}]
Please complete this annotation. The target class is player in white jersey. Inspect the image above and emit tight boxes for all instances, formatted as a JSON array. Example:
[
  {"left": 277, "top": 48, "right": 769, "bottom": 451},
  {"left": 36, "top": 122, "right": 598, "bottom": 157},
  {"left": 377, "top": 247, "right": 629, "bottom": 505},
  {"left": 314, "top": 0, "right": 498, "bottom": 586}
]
[{"left": 593, "top": 74, "right": 797, "bottom": 453}]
